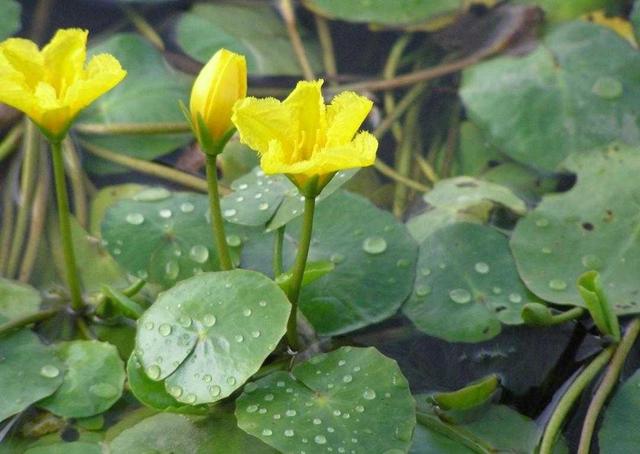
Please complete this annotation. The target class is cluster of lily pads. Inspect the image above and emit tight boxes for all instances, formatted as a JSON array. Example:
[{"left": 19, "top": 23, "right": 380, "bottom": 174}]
[{"left": 3, "top": 0, "right": 640, "bottom": 453}]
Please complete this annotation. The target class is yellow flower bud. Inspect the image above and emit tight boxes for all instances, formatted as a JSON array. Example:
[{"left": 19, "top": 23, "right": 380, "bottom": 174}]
[
  {"left": 0, "top": 29, "right": 126, "bottom": 141},
  {"left": 190, "top": 48, "right": 247, "bottom": 146}
]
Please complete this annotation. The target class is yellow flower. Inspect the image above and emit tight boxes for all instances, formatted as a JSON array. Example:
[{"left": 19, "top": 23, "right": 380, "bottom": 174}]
[
  {"left": 583, "top": 10, "right": 638, "bottom": 48},
  {"left": 0, "top": 28, "right": 126, "bottom": 141},
  {"left": 190, "top": 48, "right": 247, "bottom": 148},
  {"left": 232, "top": 79, "right": 377, "bottom": 192}
]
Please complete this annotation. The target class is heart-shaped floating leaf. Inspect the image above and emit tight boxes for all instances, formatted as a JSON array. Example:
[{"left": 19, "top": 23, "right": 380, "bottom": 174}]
[
  {"left": 243, "top": 191, "right": 418, "bottom": 336},
  {"left": 176, "top": 2, "right": 321, "bottom": 76},
  {"left": 0, "top": 330, "right": 64, "bottom": 421},
  {"left": 406, "top": 177, "right": 526, "bottom": 243},
  {"left": 236, "top": 347, "right": 416, "bottom": 454},
  {"left": 0, "top": 0, "right": 20, "bottom": 40},
  {"left": 126, "top": 353, "right": 207, "bottom": 414},
  {"left": 79, "top": 34, "right": 191, "bottom": 175},
  {"left": 404, "top": 222, "right": 533, "bottom": 343},
  {"left": 303, "top": 0, "right": 470, "bottom": 27},
  {"left": 0, "top": 278, "right": 40, "bottom": 323},
  {"left": 598, "top": 369, "right": 640, "bottom": 453},
  {"left": 220, "top": 168, "right": 356, "bottom": 229},
  {"left": 89, "top": 184, "right": 145, "bottom": 236},
  {"left": 461, "top": 21, "right": 640, "bottom": 170},
  {"left": 39, "top": 340, "right": 125, "bottom": 418},
  {"left": 101, "top": 189, "right": 253, "bottom": 288},
  {"left": 511, "top": 146, "right": 640, "bottom": 314},
  {"left": 135, "top": 270, "right": 290, "bottom": 405}
]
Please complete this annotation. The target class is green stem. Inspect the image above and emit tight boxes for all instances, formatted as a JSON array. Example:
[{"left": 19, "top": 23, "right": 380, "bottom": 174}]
[
  {"left": 393, "top": 103, "right": 421, "bottom": 218},
  {"left": 80, "top": 140, "right": 213, "bottom": 193},
  {"left": 273, "top": 226, "right": 285, "bottom": 277},
  {"left": 383, "top": 34, "right": 411, "bottom": 143},
  {"left": 373, "top": 83, "right": 427, "bottom": 140},
  {"left": 51, "top": 140, "right": 84, "bottom": 311},
  {"left": 314, "top": 15, "right": 337, "bottom": 85},
  {"left": 0, "top": 123, "right": 24, "bottom": 162},
  {"left": 0, "top": 307, "right": 61, "bottom": 338},
  {"left": 74, "top": 121, "right": 190, "bottom": 135},
  {"left": 121, "top": 5, "right": 165, "bottom": 50},
  {"left": 63, "top": 138, "right": 88, "bottom": 228},
  {"left": 7, "top": 120, "right": 40, "bottom": 278},
  {"left": 18, "top": 153, "right": 49, "bottom": 282},
  {"left": 550, "top": 307, "right": 585, "bottom": 325},
  {"left": 0, "top": 158, "right": 19, "bottom": 275},
  {"left": 285, "top": 196, "right": 316, "bottom": 350},
  {"left": 205, "top": 154, "right": 233, "bottom": 271},
  {"left": 374, "top": 159, "right": 430, "bottom": 192},
  {"left": 577, "top": 318, "right": 640, "bottom": 454},
  {"left": 539, "top": 347, "right": 614, "bottom": 454},
  {"left": 279, "top": 0, "right": 315, "bottom": 81}
]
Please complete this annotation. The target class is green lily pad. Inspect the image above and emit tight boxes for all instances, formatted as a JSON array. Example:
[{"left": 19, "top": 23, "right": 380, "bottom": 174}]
[
  {"left": 101, "top": 190, "right": 246, "bottom": 288},
  {"left": 448, "top": 122, "right": 504, "bottom": 177},
  {"left": 127, "top": 353, "right": 206, "bottom": 414},
  {"left": 220, "top": 168, "right": 356, "bottom": 229},
  {"left": 39, "top": 340, "right": 125, "bottom": 418},
  {"left": 461, "top": 21, "right": 640, "bottom": 170},
  {"left": 0, "top": 0, "right": 20, "bottom": 40},
  {"left": 79, "top": 33, "right": 191, "bottom": 175},
  {"left": 516, "top": 0, "right": 610, "bottom": 21},
  {"left": 109, "top": 413, "right": 215, "bottom": 454},
  {"left": 236, "top": 347, "right": 416, "bottom": 454},
  {"left": 407, "top": 177, "right": 526, "bottom": 243},
  {"left": 598, "top": 369, "right": 640, "bottom": 453},
  {"left": 243, "top": 191, "right": 417, "bottom": 336},
  {"left": 176, "top": 2, "right": 321, "bottom": 76},
  {"left": 302, "top": 0, "right": 463, "bottom": 26},
  {"left": 0, "top": 278, "right": 40, "bottom": 323},
  {"left": 403, "top": 222, "right": 533, "bottom": 343},
  {"left": 90, "top": 184, "right": 145, "bottom": 236},
  {"left": 510, "top": 146, "right": 640, "bottom": 313},
  {"left": 24, "top": 442, "right": 102, "bottom": 454},
  {"left": 0, "top": 330, "right": 64, "bottom": 421},
  {"left": 135, "top": 270, "right": 290, "bottom": 405}
]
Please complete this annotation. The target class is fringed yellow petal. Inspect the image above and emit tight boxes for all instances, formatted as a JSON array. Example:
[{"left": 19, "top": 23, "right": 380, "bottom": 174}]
[
  {"left": 325, "top": 91, "right": 373, "bottom": 147},
  {"left": 232, "top": 97, "right": 294, "bottom": 155},
  {"left": 64, "top": 53, "right": 126, "bottom": 114},
  {"left": 283, "top": 80, "right": 326, "bottom": 157},
  {"left": 308, "top": 131, "right": 378, "bottom": 176},
  {"left": 0, "top": 38, "right": 44, "bottom": 88},
  {"left": 42, "top": 29, "right": 88, "bottom": 94},
  {"left": 261, "top": 139, "right": 316, "bottom": 176}
]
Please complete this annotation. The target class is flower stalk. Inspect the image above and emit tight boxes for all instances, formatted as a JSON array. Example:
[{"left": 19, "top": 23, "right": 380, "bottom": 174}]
[
  {"left": 205, "top": 152, "right": 233, "bottom": 271},
  {"left": 51, "top": 139, "right": 84, "bottom": 311}
]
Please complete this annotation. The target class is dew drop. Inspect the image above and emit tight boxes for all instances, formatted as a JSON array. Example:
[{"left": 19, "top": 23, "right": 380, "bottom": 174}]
[
  {"left": 158, "top": 323, "right": 172, "bottom": 336},
  {"left": 541, "top": 247, "right": 553, "bottom": 254},
  {"left": 285, "top": 409, "right": 297, "bottom": 417},
  {"left": 235, "top": 335, "right": 244, "bottom": 343},
  {"left": 362, "top": 389, "right": 376, "bottom": 400},
  {"left": 449, "top": 288, "right": 472, "bottom": 304},
  {"left": 238, "top": 183, "right": 248, "bottom": 190},
  {"left": 355, "top": 405, "right": 365, "bottom": 413},
  {"left": 246, "top": 404, "right": 258, "bottom": 413},
  {"left": 284, "top": 429, "right": 295, "bottom": 437},
  {"left": 203, "top": 314, "right": 216, "bottom": 327},
  {"left": 227, "top": 377, "right": 237, "bottom": 386},
  {"left": 89, "top": 382, "right": 118, "bottom": 399},
  {"left": 209, "top": 385, "right": 221, "bottom": 397},
  {"left": 592, "top": 76, "right": 623, "bottom": 99},
  {"left": 180, "top": 202, "right": 195, "bottom": 213},
  {"left": 159, "top": 209, "right": 172, "bottom": 219},
  {"left": 343, "top": 375, "right": 353, "bottom": 383},
  {"left": 420, "top": 267, "right": 431, "bottom": 276},
  {"left": 264, "top": 394, "right": 274, "bottom": 401},
  {"left": 258, "top": 202, "right": 269, "bottom": 211},
  {"left": 223, "top": 208, "right": 237, "bottom": 217},
  {"left": 474, "top": 262, "right": 490, "bottom": 274},
  {"left": 251, "top": 330, "right": 261, "bottom": 338},
  {"left": 313, "top": 418, "right": 322, "bottom": 425},
  {"left": 226, "top": 235, "right": 242, "bottom": 247},
  {"left": 178, "top": 316, "right": 192, "bottom": 328},
  {"left": 396, "top": 258, "right": 410, "bottom": 268},
  {"left": 165, "top": 260, "right": 180, "bottom": 280},
  {"left": 415, "top": 285, "right": 431, "bottom": 297},
  {"left": 168, "top": 385, "right": 183, "bottom": 398},
  {"left": 184, "top": 394, "right": 196, "bottom": 404},
  {"left": 144, "top": 321, "right": 155, "bottom": 330},
  {"left": 535, "top": 218, "right": 550, "bottom": 227},
  {"left": 508, "top": 293, "right": 522, "bottom": 303},
  {"left": 262, "top": 429, "right": 273, "bottom": 436},
  {"left": 146, "top": 365, "right": 161, "bottom": 380},
  {"left": 259, "top": 300, "right": 267, "bottom": 307},
  {"left": 362, "top": 236, "right": 387, "bottom": 255},
  {"left": 243, "top": 308, "right": 252, "bottom": 317},
  {"left": 40, "top": 365, "right": 60, "bottom": 378},
  {"left": 549, "top": 279, "right": 568, "bottom": 291},
  {"left": 330, "top": 253, "right": 345, "bottom": 264},
  {"left": 189, "top": 245, "right": 209, "bottom": 264},
  {"left": 126, "top": 213, "right": 144, "bottom": 225},
  {"left": 314, "top": 435, "right": 327, "bottom": 445}
]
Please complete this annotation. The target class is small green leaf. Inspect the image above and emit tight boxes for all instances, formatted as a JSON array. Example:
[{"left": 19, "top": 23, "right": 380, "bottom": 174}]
[
  {"left": 578, "top": 271, "right": 621, "bottom": 341},
  {"left": 135, "top": 270, "right": 290, "bottom": 405},
  {"left": 433, "top": 375, "right": 499, "bottom": 411},
  {"left": 0, "top": 330, "right": 64, "bottom": 421},
  {"left": 176, "top": 2, "right": 321, "bottom": 76},
  {"left": 39, "top": 340, "right": 125, "bottom": 418},
  {"left": 236, "top": 347, "right": 416, "bottom": 454},
  {"left": 0, "top": 278, "right": 41, "bottom": 323},
  {"left": 276, "top": 260, "right": 335, "bottom": 294},
  {"left": 521, "top": 303, "right": 554, "bottom": 326},
  {"left": 102, "top": 285, "right": 146, "bottom": 320}
]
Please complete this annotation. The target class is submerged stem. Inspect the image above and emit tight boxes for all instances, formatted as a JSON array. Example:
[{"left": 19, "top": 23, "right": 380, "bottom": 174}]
[
  {"left": 205, "top": 154, "right": 233, "bottom": 271},
  {"left": 51, "top": 139, "right": 84, "bottom": 311},
  {"left": 539, "top": 347, "right": 614, "bottom": 454},
  {"left": 577, "top": 318, "right": 640, "bottom": 454},
  {"left": 285, "top": 196, "right": 316, "bottom": 350},
  {"left": 273, "top": 226, "right": 285, "bottom": 277},
  {"left": 0, "top": 307, "right": 61, "bottom": 338}
]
